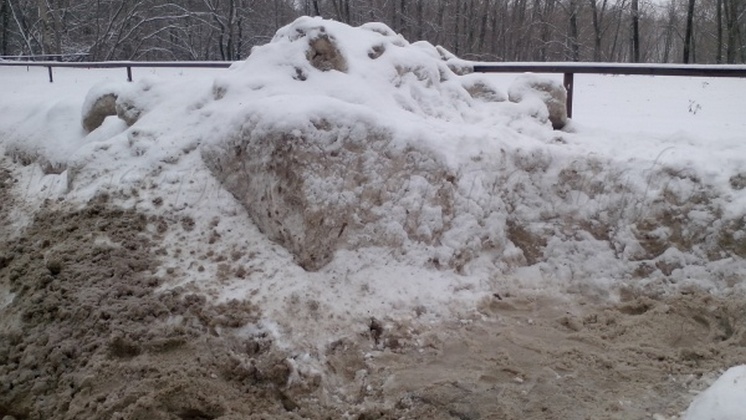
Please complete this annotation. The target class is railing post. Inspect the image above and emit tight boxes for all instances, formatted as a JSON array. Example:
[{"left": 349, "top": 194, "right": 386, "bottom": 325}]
[
  {"left": 563, "top": 72, "right": 574, "bottom": 119},
  {"left": 48, "top": 66, "right": 54, "bottom": 83},
  {"left": 127, "top": 66, "right": 132, "bottom": 82}
]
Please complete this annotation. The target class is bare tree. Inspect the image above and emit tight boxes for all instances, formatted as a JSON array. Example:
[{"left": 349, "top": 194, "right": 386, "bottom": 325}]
[
  {"left": 588, "top": 0, "right": 609, "bottom": 60},
  {"left": 631, "top": 0, "right": 640, "bottom": 61},
  {"left": 716, "top": 0, "right": 723, "bottom": 62},
  {"left": 0, "top": 0, "right": 744, "bottom": 64},
  {"left": 567, "top": 0, "right": 582, "bottom": 61},
  {"left": 0, "top": 0, "right": 9, "bottom": 55},
  {"left": 683, "top": 0, "right": 696, "bottom": 62},
  {"left": 723, "top": 0, "right": 745, "bottom": 62}
]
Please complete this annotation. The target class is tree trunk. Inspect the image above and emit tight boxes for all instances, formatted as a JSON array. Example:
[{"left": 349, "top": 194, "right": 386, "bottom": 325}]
[
  {"left": 661, "top": 0, "right": 676, "bottom": 62},
  {"left": 237, "top": 8, "right": 244, "bottom": 59},
  {"left": 723, "top": 0, "right": 743, "bottom": 63},
  {"left": 490, "top": 3, "right": 499, "bottom": 59},
  {"left": 454, "top": 0, "right": 461, "bottom": 54},
  {"left": 466, "top": 0, "right": 476, "bottom": 53},
  {"left": 477, "top": 0, "right": 490, "bottom": 52},
  {"left": 683, "top": 0, "right": 696, "bottom": 63},
  {"left": 415, "top": 0, "right": 423, "bottom": 40},
  {"left": 631, "top": 0, "right": 640, "bottom": 62},
  {"left": 37, "top": 0, "right": 50, "bottom": 54},
  {"left": 589, "top": 0, "right": 605, "bottom": 61},
  {"left": 569, "top": 0, "right": 581, "bottom": 61},
  {"left": 331, "top": 0, "right": 341, "bottom": 21},
  {"left": 312, "top": 0, "right": 321, "bottom": 16},
  {"left": 0, "top": 0, "right": 8, "bottom": 55},
  {"left": 221, "top": 0, "right": 237, "bottom": 61},
  {"left": 390, "top": 0, "right": 397, "bottom": 32},
  {"left": 610, "top": 0, "right": 627, "bottom": 61},
  {"left": 435, "top": 0, "right": 446, "bottom": 46},
  {"left": 539, "top": 0, "right": 556, "bottom": 60},
  {"left": 716, "top": 0, "right": 723, "bottom": 63},
  {"left": 511, "top": 0, "right": 528, "bottom": 60}
]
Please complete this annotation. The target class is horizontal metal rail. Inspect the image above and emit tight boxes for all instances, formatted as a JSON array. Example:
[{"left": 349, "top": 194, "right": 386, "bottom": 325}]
[
  {"left": 471, "top": 62, "right": 746, "bottom": 77},
  {"left": 0, "top": 53, "right": 90, "bottom": 61},
  {"left": 0, "top": 60, "right": 232, "bottom": 83},
  {"left": 471, "top": 62, "right": 746, "bottom": 118},
  {"left": 0, "top": 60, "right": 233, "bottom": 68},
  {"left": 3, "top": 60, "right": 746, "bottom": 119}
]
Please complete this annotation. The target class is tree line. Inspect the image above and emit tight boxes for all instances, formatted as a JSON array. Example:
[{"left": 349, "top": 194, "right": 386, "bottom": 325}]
[{"left": 0, "top": 0, "right": 744, "bottom": 63}]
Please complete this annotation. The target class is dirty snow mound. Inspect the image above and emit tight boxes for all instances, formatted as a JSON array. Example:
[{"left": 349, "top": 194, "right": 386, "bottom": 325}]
[
  {"left": 202, "top": 17, "right": 536, "bottom": 272},
  {"left": 200, "top": 17, "right": 744, "bottom": 293}
]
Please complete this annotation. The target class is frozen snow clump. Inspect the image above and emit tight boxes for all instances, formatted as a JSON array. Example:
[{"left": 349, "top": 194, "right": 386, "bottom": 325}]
[
  {"left": 203, "top": 17, "right": 507, "bottom": 271},
  {"left": 203, "top": 121, "right": 458, "bottom": 271},
  {"left": 5, "top": 99, "right": 84, "bottom": 175},
  {"left": 306, "top": 32, "right": 348, "bottom": 72},
  {"left": 683, "top": 365, "right": 746, "bottom": 420},
  {"left": 730, "top": 172, "right": 746, "bottom": 190},
  {"left": 115, "top": 78, "right": 160, "bottom": 126},
  {"left": 81, "top": 82, "right": 123, "bottom": 132},
  {"left": 461, "top": 73, "right": 507, "bottom": 102},
  {"left": 434, "top": 45, "right": 472, "bottom": 75},
  {"left": 509, "top": 74, "right": 568, "bottom": 129}
]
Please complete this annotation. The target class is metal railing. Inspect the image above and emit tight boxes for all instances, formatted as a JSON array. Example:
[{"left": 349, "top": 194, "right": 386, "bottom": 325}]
[
  {"left": 0, "top": 60, "right": 232, "bottom": 83},
  {"left": 472, "top": 62, "right": 746, "bottom": 118},
  {"left": 2, "top": 60, "right": 746, "bottom": 118},
  {"left": 0, "top": 53, "right": 89, "bottom": 61}
]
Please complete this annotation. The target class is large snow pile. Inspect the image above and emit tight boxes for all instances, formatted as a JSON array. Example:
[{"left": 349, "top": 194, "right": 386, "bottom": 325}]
[
  {"left": 2, "top": 15, "right": 746, "bottom": 419},
  {"left": 201, "top": 19, "right": 575, "bottom": 273},
  {"left": 683, "top": 365, "right": 746, "bottom": 419},
  {"left": 201, "top": 18, "right": 527, "bottom": 272},
  {"left": 3, "top": 16, "right": 745, "bottom": 294},
  {"left": 202, "top": 17, "right": 744, "bottom": 292}
]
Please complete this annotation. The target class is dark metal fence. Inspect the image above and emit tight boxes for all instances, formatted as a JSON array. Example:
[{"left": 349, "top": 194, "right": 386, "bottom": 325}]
[
  {"left": 2, "top": 60, "right": 746, "bottom": 118},
  {"left": 0, "top": 53, "right": 89, "bottom": 61},
  {"left": 472, "top": 63, "right": 746, "bottom": 118},
  {"left": 0, "top": 60, "right": 231, "bottom": 84}
]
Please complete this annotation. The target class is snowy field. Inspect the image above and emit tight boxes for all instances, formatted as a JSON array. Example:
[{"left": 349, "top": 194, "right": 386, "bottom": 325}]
[{"left": 1, "top": 17, "right": 745, "bottom": 419}]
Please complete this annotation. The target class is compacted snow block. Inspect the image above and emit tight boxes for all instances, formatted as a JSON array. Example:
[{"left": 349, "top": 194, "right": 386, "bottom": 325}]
[
  {"left": 435, "top": 45, "right": 472, "bottom": 75},
  {"left": 203, "top": 123, "right": 456, "bottom": 271},
  {"left": 115, "top": 98, "right": 143, "bottom": 126},
  {"left": 508, "top": 74, "right": 568, "bottom": 129},
  {"left": 730, "top": 172, "right": 746, "bottom": 190},
  {"left": 115, "top": 79, "right": 157, "bottom": 126},
  {"left": 81, "top": 93, "right": 117, "bottom": 133},
  {"left": 683, "top": 365, "right": 746, "bottom": 420},
  {"left": 461, "top": 74, "right": 507, "bottom": 102},
  {"left": 81, "top": 82, "right": 124, "bottom": 132},
  {"left": 201, "top": 17, "right": 507, "bottom": 271},
  {"left": 81, "top": 80, "right": 147, "bottom": 129},
  {"left": 306, "top": 32, "right": 348, "bottom": 72}
]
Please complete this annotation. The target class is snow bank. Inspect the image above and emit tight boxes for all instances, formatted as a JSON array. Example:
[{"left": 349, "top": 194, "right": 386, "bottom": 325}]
[
  {"left": 1, "top": 17, "right": 746, "bottom": 417},
  {"left": 80, "top": 81, "right": 120, "bottom": 133},
  {"left": 683, "top": 365, "right": 746, "bottom": 420},
  {"left": 199, "top": 17, "right": 743, "bottom": 289},
  {"left": 508, "top": 74, "right": 568, "bottom": 129},
  {"left": 1, "top": 17, "right": 743, "bottom": 295},
  {"left": 202, "top": 17, "right": 524, "bottom": 271},
  {"left": 4, "top": 96, "right": 87, "bottom": 174}
]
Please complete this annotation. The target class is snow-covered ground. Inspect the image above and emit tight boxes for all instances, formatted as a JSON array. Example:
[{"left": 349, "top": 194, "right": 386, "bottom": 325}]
[{"left": 1, "top": 17, "right": 745, "bottom": 419}]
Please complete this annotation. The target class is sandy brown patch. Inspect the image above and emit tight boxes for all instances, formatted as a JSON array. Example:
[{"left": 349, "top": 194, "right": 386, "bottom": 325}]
[
  {"left": 0, "top": 160, "right": 15, "bottom": 233},
  {"left": 0, "top": 195, "right": 317, "bottom": 420},
  {"left": 1, "top": 163, "right": 744, "bottom": 419},
  {"left": 338, "top": 290, "right": 746, "bottom": 419}
]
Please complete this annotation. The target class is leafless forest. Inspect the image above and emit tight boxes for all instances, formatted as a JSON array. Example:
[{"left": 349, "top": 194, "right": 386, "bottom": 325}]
[{"left": 0, "top": 0, "right": 744, "bottom": 64}]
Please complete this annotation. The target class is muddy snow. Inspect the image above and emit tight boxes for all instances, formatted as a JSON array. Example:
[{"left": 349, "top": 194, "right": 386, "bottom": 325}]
[
  {"left": 1, "top": 16, "right": 746, "bottom": 420},
  {"left": 1, "top": 183, "right": 743, "bottom": 418}
]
